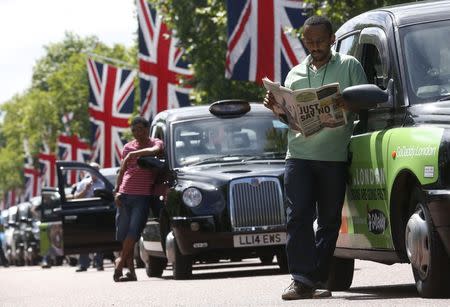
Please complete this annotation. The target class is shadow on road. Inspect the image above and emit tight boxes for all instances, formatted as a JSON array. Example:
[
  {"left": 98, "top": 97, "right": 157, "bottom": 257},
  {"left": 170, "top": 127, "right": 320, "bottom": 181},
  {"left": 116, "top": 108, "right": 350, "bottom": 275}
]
[
  {"left": 341, "top": 284, "right": 418, "bottom": 300},
  {"left": 161, "top": 260, "right": 286, "bottom": 280}
]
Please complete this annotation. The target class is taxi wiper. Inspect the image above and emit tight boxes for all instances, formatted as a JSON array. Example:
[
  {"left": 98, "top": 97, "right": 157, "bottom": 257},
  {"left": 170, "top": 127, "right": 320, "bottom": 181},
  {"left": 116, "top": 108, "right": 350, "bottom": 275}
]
[
  {"left": 438, "top": 94, "right": 450, "bottom": 101},
  {"left": 188, "top": 155, "right": 241, "bottom": 166},
  {"left": 240, "top": 152, "right": 286, "bottom": 162}
]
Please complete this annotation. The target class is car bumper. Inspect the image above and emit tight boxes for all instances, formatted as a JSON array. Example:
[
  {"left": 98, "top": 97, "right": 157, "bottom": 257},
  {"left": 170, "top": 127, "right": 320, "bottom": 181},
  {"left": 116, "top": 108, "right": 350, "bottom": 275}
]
[
  {"left": 425, "top": 190, "right": 450, "bottom": 256},
  {"left": 171, "top": 215, "right": 286, "bottom": 256}
]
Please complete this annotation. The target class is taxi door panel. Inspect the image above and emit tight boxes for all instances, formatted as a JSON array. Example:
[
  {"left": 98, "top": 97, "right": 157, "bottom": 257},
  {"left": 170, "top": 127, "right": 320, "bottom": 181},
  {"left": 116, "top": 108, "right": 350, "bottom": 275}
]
[{"left": 56, "top": 161, "right": 121, "bottom": 255}]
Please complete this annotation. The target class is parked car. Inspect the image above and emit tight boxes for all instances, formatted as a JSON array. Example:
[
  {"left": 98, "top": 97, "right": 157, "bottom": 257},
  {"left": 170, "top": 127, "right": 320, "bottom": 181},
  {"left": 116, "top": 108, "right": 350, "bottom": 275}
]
[
  {"left": 5, "top": 205, "right": 26, "bottom": 266},
  {"left": 137, "top": 100, "right": 289, "bottom": 279},
  {"left": 23, "top": 196, "right": 42, "bottom": 265},
  {"left": 325, "top": 0, "right": 450, "bottom": 298},
  {"left": 39, "top": 188, "right": 66, "bottom": 266},
  {"left": 0, "top": 209, "right": 9, "bottom": 265},
  {"left": 43, "top": 164, "right": 120, "bottom": 257},
  {"left": 16, "top": 201, "right": 35, "bottom": 266}
]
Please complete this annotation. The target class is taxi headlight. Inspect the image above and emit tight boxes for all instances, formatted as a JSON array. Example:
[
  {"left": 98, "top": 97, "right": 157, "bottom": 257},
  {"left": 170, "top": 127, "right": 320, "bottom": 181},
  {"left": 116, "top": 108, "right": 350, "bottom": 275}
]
[{"left": 182, "top": 187, "right": 202, "bottom": 208}]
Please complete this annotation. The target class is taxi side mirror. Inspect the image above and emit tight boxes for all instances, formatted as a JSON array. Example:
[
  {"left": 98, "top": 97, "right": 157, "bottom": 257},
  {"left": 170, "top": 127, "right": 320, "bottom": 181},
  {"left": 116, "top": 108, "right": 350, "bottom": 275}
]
[
  {"left": 137, "top": 156, "right": 166, "bottom": 170},
  {"left": 342, "top": 81, "right": 392, "bottom": 109},
  {"left": 93, "top": 189, "right": 114, "bottom": 202}
]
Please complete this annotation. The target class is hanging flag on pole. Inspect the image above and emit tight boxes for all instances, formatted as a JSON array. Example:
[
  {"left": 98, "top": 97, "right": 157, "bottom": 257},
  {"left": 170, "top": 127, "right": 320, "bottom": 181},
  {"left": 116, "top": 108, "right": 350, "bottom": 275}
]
[
  {"left": 61, "top": 112, "right": 74, "bottom": 134},
  {"left": 137, "top": 0, "right": 192, "bottom": 121},
  {"left": 58, "top": 133, "right": 92, "bottom": 185},
  {"left": 39, "top": 143, "right": 57, "bottom": 187},
  {"left": 225, "top": 0, "right": 308, "bottom": 84},
  {"left": 23, "top": 140, "right": 41, "bottom": 200},
  {"left": 24, "top": 166, "right": 41, "bottom": 200},
  {"left": 87, "top": 58, "right": 136, "bottom": 168}
]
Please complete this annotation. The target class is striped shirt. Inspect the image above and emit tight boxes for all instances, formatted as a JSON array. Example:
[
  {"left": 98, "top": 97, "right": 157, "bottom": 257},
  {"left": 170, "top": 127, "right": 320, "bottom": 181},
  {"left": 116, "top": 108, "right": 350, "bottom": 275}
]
[{"left": 118, "top": 137, "right": 164, "bottom": 195}]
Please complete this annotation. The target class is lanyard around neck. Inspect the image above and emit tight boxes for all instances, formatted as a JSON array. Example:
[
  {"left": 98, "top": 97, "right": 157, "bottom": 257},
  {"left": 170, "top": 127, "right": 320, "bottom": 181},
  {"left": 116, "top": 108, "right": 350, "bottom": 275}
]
[{"left": 307, "top": 60, "right": 329, "bottom": 88}]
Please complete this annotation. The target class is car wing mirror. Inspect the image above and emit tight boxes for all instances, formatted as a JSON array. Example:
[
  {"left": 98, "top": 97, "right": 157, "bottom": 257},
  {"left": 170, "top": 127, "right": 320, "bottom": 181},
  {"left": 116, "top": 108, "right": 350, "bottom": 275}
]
[
  {"left": 342, "top": 79, "right": 393, "bottom": 109},
  {"left": 93, "top": 188, "right": 114, "bottom": 202},
  {"left": 137, "top": 156, "right": 167, "bottom": 170}
]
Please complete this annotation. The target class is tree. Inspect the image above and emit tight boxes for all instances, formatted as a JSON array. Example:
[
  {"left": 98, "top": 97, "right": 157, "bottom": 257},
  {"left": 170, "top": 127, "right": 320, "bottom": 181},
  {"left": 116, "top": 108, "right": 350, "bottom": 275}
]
[{"left": 0, "top": 32, "right": 137, "bottom": 194}]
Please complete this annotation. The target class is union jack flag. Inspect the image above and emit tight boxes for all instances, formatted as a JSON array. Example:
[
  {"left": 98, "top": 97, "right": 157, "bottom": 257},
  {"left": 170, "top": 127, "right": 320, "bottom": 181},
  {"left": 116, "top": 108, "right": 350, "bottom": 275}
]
[
  {"left": 23, "top": 139, "right": 41, "bottom": 200},
  {"left": 39, "top": 143, "right": 57, "bottom": 187},
  {"left": 24, "top": 166, "right": 41, "bottom": 200},
  {"left": 225, "top": 0, "right": 308, "bottom": 84},
  {"left": 3, "top": 189, "right": 24, "bottom": 208},
  {"left": 58, "top": 133, "right": 92, "bottom": 185},
  {"left": 137, "top": 0, "right": 192, "bottom": 121},
  {"left": 87, "top": 58, "right": 136, "bottom": 168}
]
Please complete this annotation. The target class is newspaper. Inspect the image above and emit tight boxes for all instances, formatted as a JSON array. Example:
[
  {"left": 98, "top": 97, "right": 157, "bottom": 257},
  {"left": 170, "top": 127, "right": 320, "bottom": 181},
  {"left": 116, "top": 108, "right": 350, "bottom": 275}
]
[{"left": 262, "top": 77, "right": 346, "bottom": 137}]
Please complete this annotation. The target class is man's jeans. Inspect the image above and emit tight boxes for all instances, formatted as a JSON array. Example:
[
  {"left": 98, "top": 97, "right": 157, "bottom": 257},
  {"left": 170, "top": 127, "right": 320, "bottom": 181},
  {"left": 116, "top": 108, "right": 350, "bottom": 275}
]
[
  {"left": 79, "top": 253, "right": 103, "bottom": 269},
  {"left": 284, "top": 158, "right": 347, "bottom": 287}
]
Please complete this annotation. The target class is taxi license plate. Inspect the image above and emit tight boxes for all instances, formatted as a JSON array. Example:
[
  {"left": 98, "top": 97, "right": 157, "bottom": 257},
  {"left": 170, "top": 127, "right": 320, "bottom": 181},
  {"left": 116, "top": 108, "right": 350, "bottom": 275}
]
[{"left": 233, "top": 232, "right": 286, "bottom": 247}]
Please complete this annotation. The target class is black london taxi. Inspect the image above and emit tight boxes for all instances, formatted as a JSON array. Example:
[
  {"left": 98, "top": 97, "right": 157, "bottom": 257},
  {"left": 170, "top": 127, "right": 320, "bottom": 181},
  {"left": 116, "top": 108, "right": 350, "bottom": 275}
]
[
  {"left": 138, "top": 100, "right": 288, "bottom": 279},
  {"left": 40, "top": 165, "right": 120, "bottom": 259},
  {"left": 327, "top": 0, "right": 450, "bottom": 298}
]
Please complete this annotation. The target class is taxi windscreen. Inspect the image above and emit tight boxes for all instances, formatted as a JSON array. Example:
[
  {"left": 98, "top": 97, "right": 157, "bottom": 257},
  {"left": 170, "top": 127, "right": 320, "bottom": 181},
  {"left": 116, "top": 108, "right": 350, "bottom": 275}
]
[{"left": 171, "top": 116, "right": 288, "bottom": 167}]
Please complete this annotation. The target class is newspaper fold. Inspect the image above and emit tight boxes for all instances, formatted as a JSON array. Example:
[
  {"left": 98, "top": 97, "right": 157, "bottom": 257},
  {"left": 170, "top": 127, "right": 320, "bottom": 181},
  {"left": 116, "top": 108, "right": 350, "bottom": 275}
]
[{"left": 262, "top": 77, "right": 346, "bottom": 137}]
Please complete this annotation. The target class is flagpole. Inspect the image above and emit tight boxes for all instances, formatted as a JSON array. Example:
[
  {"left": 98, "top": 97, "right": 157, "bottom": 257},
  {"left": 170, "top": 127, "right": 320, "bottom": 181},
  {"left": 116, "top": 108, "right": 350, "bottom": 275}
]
[{"left": 84, "top": 51, "right": 137, "bottom": 70}]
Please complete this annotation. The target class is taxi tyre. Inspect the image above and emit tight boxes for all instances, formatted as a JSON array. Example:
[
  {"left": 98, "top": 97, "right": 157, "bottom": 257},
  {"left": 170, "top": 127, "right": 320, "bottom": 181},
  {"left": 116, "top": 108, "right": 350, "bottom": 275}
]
[
  {"left": 55, "top": 256, "right": 64, "bottom": 266},
  {"left": 173, "top": 237, "right": 192, "bottom": 280},
  {"left": 134, "top": 243, "right": 145, "bottom": 268},
  {"left": 275, "top": 248, "right": 288, "bottom": 273},
  {"left": 325, "top": 257, "right": 354, "bottom": 291},
  {"left": 146, "top": 255, "right": 167, "bottom": 277},
  {"left": 259, "top": 254, "right": 274, "bottom": 265},
  {"left": 406, "top": 187, "right": 450, "bottom": 298}
]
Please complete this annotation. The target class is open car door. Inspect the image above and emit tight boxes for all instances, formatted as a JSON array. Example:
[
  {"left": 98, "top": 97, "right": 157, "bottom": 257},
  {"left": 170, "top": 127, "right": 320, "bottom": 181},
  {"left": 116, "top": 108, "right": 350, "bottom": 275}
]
[{"left": 56, "top": 161, "right": 121, "bottom": 255}]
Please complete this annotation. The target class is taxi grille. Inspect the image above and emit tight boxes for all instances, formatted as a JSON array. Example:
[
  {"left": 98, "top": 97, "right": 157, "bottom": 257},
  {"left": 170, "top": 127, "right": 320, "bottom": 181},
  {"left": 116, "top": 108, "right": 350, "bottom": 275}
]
[{"left": 229, "top": 177, "right": 285, "bottom": 231}]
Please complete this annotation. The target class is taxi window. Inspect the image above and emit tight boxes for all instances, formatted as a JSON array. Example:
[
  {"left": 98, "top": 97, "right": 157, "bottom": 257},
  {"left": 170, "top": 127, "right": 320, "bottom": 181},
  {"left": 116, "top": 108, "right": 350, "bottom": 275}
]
[
  {"left": 401, "top": 20, "right": 450, "bottom": 104},
  {"left": 336, "top": 33, "right": 359, "bottom": 56},
  {"left": 171, "top": 116, "right": 287, "bottom": 167},
  {"left": 61, "top": 168, "right": 107, "bottom": 201}
]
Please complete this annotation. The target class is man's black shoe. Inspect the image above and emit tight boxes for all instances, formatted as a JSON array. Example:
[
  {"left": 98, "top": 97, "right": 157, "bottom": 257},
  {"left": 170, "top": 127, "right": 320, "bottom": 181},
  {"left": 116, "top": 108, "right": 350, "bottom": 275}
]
[
  {"left": 76, "top": 267, "right": 88, "bottom": 272},
  {"left": 282, "top": 280, "right": 314, "bottom": 300},
  {"left": 314, "top": 281, "right": 332, "bottom": 298},
  {"left": 97, "top": 266, "right": 104, "bottom": 271},
  {"left": 41, "top": 261, "right": 51, "bottom": 269},
  {"left": 282, "top": 280, "right": 332, "bottom": 300}
]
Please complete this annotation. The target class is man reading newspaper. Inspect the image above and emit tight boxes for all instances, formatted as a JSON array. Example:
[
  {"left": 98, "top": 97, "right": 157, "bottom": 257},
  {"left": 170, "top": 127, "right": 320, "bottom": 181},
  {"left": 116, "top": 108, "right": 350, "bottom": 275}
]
[
  {"left": 262, "top": 79, "right": 346, "bottom": 137},
  {"left": 263, "top": 15, "right": 367, "bottom": 301}
]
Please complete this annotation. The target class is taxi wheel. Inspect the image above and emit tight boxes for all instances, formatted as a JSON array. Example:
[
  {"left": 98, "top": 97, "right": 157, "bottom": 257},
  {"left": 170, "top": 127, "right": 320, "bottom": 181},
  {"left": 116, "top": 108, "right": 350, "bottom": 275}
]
[
  {"left": 146, "top": 256, "right": 167, "bottom": 277},
  {"left": 259, "top": 255, "right": 274, "bottom": 265},
  {"left": 405, "top": 197, "right": 450, "bottom": 298},
  {"left": 172, "top": 239, "right": 192, "bottom": 280},
  {"left": 325, "top": 257, "right": 354, "bottom": 291},
  {"left": 275, "top": 248, "right": 288, "bottom": 273},
  {"left": 134, "top": 244, "right": 145, "bottom": 268}
]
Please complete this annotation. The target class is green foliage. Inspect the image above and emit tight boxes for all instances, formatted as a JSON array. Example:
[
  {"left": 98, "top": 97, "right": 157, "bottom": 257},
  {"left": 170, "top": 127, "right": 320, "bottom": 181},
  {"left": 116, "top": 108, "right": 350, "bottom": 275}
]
[{"left": 0, "top": 32, "right": 137, "bottom": 194}]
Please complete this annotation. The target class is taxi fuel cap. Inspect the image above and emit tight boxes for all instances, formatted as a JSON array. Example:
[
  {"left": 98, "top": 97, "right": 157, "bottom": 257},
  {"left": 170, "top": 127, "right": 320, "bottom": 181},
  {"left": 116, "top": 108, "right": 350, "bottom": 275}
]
[{"left": 209, "top": 100, "right": 251, "bottom": 117}]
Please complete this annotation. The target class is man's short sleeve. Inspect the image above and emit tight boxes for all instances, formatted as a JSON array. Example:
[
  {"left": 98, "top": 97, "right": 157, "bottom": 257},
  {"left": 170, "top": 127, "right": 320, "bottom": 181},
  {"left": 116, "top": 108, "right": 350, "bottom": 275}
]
[{"left": 152, "top": 138, "right": 164, "bottom": 152}]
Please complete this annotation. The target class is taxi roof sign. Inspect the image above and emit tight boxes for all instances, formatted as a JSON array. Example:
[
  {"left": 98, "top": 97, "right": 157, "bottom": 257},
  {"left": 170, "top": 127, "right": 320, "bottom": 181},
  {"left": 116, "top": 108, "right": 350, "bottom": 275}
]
[{"left": 209, "top": 100, "right": 251, "bottom": 117}]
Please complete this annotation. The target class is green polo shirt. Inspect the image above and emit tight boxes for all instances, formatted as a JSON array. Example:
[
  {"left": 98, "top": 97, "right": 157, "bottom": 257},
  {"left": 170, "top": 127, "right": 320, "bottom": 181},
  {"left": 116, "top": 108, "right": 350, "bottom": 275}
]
[{"left": 284, "top": 50, "right": 367, "bottom": 162}]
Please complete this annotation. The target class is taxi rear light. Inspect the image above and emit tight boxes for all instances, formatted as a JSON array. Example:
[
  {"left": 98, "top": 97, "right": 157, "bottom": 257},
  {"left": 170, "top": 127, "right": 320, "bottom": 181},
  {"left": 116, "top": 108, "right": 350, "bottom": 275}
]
[{"left": 209, "top": 100, "right": 250, "bottom": 117}]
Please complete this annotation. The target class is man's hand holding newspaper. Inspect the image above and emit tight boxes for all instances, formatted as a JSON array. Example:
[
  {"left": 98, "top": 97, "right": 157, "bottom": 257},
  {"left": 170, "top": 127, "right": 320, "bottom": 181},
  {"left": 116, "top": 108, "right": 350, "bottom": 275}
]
[{"left": 262, "top": 77, "right": 347, "bottom": 137}]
